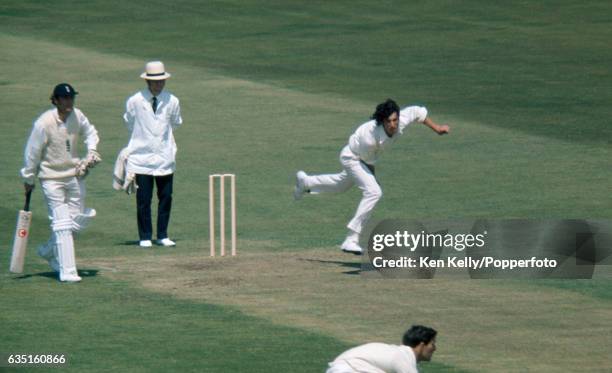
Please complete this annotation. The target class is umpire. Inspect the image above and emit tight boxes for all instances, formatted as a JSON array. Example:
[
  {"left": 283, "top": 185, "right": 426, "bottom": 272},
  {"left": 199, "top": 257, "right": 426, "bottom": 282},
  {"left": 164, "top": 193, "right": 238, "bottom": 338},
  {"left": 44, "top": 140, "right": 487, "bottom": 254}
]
[{"left": 123, "top": 61, "right": 183, "bottom": 247}]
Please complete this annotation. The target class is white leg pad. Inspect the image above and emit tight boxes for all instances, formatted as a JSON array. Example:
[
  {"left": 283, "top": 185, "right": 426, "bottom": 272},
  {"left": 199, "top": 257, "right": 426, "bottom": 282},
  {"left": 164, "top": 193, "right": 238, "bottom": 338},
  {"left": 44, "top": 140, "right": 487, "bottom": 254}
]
[
  {"left": 37, "top": 239, "right": 59, "bottom": 272},
  {"left": 73, "top": 208, "right": 96, "bottom": 232},
  {"left": 51, "top": 204, "right": 74, "bottom": 232},
  {"left": 54, "top": 230, "right": 77, "bottom": 275},
  {"left": 38, "top": 239, "right": 54, "bottom": 259},
  {"left": 51, "top": 205, "right": 81, "bottom": 282}
]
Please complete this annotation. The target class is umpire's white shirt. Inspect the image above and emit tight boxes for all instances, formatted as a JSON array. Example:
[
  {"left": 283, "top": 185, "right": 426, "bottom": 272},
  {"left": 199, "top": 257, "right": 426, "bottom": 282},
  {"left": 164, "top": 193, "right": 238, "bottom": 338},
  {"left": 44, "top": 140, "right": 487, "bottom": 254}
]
[
  {"left": 123, "top": 89, "right": 182, "bottom": 175},
  {"left": 327, "top": 343, "right": 419, "bottom": 373},
  {"left": 343, "top": 106, "right": 428, "bottom": 165}
]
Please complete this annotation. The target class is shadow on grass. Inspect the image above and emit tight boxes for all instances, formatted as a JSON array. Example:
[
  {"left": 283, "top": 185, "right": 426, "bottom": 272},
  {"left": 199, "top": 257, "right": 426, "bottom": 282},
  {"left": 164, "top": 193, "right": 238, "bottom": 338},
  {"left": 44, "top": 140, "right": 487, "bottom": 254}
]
[
  {"left": 300, "top": 258, "right": 363, "bottom": 275},
  {"left": 12, "top": 269, "right": 99, "bottom": 281},
  {"left": 121, "top": 240, "right": 144, "bottom": 246}
]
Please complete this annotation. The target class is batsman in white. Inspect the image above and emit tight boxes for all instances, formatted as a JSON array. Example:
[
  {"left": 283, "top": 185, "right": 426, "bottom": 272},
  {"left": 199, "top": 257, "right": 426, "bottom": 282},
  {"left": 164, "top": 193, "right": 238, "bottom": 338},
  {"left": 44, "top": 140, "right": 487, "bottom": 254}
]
[
  {"left": 326, "top": 325, "right": 437, "bottom": 373},
  {"left": 21, "top": 83, "right": 100, "bottom": 282},
  {"left": 294, "top": 99, "right": 450, "bottom": 254}
]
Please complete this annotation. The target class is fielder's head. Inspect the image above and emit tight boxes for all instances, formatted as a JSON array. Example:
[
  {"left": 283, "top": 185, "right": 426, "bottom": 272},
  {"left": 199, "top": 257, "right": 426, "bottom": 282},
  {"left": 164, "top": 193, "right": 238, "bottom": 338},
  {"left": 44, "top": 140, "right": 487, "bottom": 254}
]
[
  {"left": 402, "top": 325, "right": 437, "bottom": 362},
  {"left": 50, "top": 83, "right": 78, "bottom": 112},
  {"left": 141, "top": 60, "right": 171, "bottom": 96},
  {"left": 372, "top": 98, "right": 400, "bottom": 137}
]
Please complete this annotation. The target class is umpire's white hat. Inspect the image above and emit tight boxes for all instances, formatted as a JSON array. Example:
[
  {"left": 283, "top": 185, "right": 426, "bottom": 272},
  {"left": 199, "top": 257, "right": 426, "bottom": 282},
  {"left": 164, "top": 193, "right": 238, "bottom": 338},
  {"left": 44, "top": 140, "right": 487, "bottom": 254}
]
[{"left": 140, "top": 61, "right": 171, "bottom": 80}]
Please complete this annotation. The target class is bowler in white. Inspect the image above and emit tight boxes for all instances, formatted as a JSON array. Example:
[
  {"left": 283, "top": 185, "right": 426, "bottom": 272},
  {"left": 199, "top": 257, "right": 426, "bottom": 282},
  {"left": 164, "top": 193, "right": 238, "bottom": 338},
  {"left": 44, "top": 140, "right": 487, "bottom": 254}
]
[
  {"left": 326, "top": 325, "right": 437, "bottom": 373},
  {"left": 294, "top": 99, "right": 450, "bottom": 254}
]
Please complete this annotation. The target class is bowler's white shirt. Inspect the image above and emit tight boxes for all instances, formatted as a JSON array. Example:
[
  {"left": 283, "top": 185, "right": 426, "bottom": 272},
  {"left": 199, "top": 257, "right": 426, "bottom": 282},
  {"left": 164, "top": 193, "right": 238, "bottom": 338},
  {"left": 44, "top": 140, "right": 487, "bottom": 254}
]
[
  {"left": 343, "top": 106, "right": 427, "bottom": 165},
  {"left": 123, "top": 89, "right": 182, "bottom": 175},
  {"left": 329, "top": 343, "right": 419, "bottom": 373}
]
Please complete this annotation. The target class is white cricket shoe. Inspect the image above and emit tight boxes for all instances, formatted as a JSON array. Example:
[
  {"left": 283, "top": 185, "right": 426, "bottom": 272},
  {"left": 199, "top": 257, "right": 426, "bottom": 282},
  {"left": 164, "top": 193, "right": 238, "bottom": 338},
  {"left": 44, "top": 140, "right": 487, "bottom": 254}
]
[
  {"left": 157, "top": 238, "right": 176, "bottom": 247},
  {"left": 341, "top": 239, "right": 363, "bottom": 255},
  {"left": 59, "top": 271, "right": 82, "bottom": 283},
  {"left": 294, "top": 170, "right": 308, "bottom": 200},
  {"left": 139, "top": 240, "right": 153, "bottom": 247},
  {"left": 37, "top": 243, "right": 59, "bottom": 272}
]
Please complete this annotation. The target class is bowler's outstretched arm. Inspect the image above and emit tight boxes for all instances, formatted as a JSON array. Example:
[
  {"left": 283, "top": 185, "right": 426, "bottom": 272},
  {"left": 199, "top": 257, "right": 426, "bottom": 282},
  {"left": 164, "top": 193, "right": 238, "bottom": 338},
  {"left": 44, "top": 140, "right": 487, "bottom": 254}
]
[{"left": 423, "top": 117, "right": 450, "bottom": 135}]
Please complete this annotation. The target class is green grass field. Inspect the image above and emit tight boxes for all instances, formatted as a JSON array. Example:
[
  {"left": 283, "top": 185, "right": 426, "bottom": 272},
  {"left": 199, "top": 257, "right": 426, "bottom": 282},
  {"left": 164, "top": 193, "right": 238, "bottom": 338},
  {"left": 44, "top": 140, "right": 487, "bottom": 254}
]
[{"left": 1, "top": 1, "right": 611, "bottom": 372}]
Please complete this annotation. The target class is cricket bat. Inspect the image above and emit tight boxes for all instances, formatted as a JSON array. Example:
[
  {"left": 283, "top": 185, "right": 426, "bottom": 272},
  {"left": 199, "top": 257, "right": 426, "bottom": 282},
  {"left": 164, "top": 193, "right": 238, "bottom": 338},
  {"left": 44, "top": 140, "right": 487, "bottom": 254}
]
[{"left": 9, "top": 190, "right": 33, "bottom": 273}]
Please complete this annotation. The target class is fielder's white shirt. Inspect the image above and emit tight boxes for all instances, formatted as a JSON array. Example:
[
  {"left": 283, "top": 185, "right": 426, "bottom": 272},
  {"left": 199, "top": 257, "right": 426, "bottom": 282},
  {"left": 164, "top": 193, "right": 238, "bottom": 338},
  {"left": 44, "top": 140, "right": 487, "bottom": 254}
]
[
  {"left": 329, "top": 343, "right": 419, "bottom": 373},
  {"left": 21, "top": 107, "right": 99, "bottom": 184},
  {"left": 342, "top": 106, "right": 428, "bottom": 165},
  {"left": 123, "top": 89, "right": 182, "bottom": 175}
]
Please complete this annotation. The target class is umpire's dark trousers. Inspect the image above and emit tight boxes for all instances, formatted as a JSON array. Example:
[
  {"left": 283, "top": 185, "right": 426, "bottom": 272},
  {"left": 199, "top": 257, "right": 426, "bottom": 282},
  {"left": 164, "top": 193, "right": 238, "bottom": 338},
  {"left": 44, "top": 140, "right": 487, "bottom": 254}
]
[{"left": 136, "top": 173, "right": 173, "bottom": 241}]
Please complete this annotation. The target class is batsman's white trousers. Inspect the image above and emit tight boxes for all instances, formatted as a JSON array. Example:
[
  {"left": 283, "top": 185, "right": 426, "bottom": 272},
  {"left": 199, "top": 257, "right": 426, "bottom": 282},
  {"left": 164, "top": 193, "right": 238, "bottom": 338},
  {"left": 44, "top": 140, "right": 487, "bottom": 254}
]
[
  {"left": 304, "top": 147, "right": 382, "bottom": 234},
  {"left": 40, "top": 176, "right": 86, "bottom": 219},
  {"left": 39, "top": 177, "right": 84, "bottom": 278},
  {"left": 41, "top": 176, "right": 96, "bottom": 234}
]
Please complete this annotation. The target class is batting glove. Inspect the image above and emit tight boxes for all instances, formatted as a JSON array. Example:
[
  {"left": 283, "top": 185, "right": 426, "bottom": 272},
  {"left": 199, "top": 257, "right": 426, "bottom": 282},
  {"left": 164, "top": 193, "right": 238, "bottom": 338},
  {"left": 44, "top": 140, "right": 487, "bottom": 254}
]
[{"left": 86, "top": 150, "right": 102, "bottom": 168}]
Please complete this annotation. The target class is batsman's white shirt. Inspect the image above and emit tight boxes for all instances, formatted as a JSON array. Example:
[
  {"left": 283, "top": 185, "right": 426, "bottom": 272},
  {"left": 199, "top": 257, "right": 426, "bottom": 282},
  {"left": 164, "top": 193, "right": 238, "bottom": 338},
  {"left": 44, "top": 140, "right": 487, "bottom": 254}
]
[
  {"left": 327, "top": 343, "right": 419, "bottom": 373},
  {"left": 343, "top": 106, "right": 428, "bottom": 165},
  {"left": 123, "top": 89, "right": 182, "bottom": 175},
  {"left": 21, "top": 107, "right": 99, "bottom": 185}
]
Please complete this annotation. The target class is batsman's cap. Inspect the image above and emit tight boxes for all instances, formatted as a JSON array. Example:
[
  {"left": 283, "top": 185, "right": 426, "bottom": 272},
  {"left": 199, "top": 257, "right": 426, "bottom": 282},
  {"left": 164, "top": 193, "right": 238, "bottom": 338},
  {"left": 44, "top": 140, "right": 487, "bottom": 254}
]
[
  {"left": 52, "top": 83, "right": 78, "bottom": 98},
  {"left": 140, "top": 61, "right": 171, "bottom": 80}
]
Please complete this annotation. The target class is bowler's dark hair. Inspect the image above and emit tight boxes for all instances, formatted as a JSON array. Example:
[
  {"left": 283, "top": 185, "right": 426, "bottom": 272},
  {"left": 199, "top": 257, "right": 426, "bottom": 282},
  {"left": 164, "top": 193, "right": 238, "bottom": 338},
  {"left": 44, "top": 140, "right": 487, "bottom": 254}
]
[
  {"left": 402, "top": 325, "right": 437, "bottom": 347},
  {"left": 371, "top": 99, "right": 400, "bottom": 125}
]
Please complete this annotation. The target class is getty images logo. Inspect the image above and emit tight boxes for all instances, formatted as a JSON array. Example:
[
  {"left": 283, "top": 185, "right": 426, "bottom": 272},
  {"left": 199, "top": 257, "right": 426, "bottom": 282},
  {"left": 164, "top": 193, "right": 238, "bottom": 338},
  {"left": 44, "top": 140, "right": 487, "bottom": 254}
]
[{"left": 371, "top": 230, "right": 487, "bottom": 252}]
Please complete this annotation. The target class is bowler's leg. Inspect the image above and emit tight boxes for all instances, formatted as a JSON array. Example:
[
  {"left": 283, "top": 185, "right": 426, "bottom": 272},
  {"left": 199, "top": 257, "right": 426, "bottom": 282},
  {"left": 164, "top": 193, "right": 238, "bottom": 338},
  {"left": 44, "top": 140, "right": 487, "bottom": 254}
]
[
  {"left": 304, "top": 170, "right": 353, "bottom": 194},
  {"left": 341, "top": 158, "right": 382, "bottom": 253},
  {"left": 294, "top": 167, "right": 354, "bottom": 200},
  {"left": 326, "top": 362, "right": 356, "bottom": 373},
  {"left": 294, "top": 148, "right": 359, "bottom": 199},
  {"left": 346, "top": 162, "right": 381, "bottom": 234}
]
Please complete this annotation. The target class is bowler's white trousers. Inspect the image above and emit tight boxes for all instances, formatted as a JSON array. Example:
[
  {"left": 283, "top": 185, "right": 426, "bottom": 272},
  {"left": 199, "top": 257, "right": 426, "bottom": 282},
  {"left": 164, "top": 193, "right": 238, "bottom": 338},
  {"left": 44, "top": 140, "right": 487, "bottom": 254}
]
[
  {"left": 326, "top": 361, "right": 358, "bottom": 373},
  {"left": 303, "top": 146, "right": 382, "bottom": 234}
]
